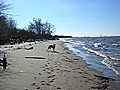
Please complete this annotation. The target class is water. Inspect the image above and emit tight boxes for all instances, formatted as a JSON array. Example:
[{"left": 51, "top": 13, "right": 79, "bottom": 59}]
[{"left": 61, "top": 36, "right": 120, "bottom": 83}]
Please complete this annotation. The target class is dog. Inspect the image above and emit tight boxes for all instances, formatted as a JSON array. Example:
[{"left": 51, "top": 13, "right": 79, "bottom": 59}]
[{"left": 47, "top": 44, "right": 56, "bottom": 51}]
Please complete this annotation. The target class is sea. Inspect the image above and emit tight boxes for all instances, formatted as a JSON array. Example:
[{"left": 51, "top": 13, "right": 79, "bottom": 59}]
[{"left": 60, "top": 36, "right": 120, "bottom": 84}]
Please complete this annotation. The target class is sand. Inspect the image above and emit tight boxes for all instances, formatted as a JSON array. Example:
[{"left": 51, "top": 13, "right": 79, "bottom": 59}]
[{"left": 0, "top": 40, "right": 116, "bottom": 90}]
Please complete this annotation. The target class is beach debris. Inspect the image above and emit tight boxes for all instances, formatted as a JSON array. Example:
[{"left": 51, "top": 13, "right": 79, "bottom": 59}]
[
  {"left": 25, "top": 56, "right": 45, "bottom": 59},
  {"left": 26, "top": 46, "right": 33, "bottom": 50}
]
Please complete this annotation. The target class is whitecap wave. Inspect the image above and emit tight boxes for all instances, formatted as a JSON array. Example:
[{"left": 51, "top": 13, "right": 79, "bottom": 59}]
[
  {"left": 112, "top": 44, "right": 120, "bottom": 47},
  {"left": 94, "top": 43, "right": 103, "bottom": 47},
  {"left": 102, "top": 58, "right": 120, "bottom": 75},
  {"left": 83, "top": 46, "right": 120, "bottom": 61}
]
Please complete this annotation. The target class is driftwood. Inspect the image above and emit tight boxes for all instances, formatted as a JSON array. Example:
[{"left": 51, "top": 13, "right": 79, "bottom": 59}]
[{"left": 25, "top": 56, "right": 45, "bottom": 59}]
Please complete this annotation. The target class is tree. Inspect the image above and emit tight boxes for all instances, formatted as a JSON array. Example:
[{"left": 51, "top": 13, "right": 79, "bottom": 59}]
[
  {"left": 0, "top": 0, "right": 10, "bottom": 16},
  {"left": 28, "top": 18, "right": 55, "bottom": 39},
  {"left": 0, "top": 0, "right": 56, "bottom": 44},
  {"left": 7, "top": 18, "right": 16, "bottom": 29},
  {"left": 43, "top": 21, "right": 55, "bottom": 35},
  {"left": 28, "top": 18, "right": 43, "bottom": 35},
  {"left": 0, "top": 0, "right": 16, "bottom": 44}
]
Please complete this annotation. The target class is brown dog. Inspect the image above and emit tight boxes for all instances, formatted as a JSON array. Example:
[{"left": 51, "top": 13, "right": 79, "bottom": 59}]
[{"left": 47, "top": 44, "right": 56, "bottom": 51}]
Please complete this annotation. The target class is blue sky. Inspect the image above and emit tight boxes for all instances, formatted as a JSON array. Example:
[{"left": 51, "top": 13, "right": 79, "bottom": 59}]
[{"left": 6, "top": 0, "right": 120, "bottom": 37}]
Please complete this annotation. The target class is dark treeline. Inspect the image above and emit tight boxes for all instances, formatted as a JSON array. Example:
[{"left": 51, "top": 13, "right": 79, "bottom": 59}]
[
  {"left": 54, "top": 35, "right": 72, "bottom": 38},
  {"left": 0, "top": 0, "right": 56, "bottom": 45}
]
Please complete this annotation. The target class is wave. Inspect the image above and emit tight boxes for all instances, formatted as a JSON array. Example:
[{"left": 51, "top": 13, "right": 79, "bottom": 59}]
[
  {"left": 82, "top": 46, "right": 120, "bottom": 61},
  {"left": 83, "top": 46, "right": 107, "bottom": 57},
  {"left": 94, "top": 43, "right": 103, "bottom": 47},
  {"left": 102, "top": 58, "right": 120, "bottom": 75},
  {"left": 112, "top": 44, "right": 120, "bottom": 47},
  {"left": 94, "top": 43, "right": 108, "bottom": 48},
  {"left": 82, "top": 46, "right": 120, "bottom": 75},
  {"left": 62, "top": 37, "right": 120, "bottom": 81},
  {"left": 109, "top": 54, "right": 120, "bottom": 61}
]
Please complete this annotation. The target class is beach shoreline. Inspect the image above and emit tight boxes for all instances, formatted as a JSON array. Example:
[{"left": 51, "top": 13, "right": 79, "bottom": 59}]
[{"left": 0, "top": 40, "right": 117, "bottom": 90}]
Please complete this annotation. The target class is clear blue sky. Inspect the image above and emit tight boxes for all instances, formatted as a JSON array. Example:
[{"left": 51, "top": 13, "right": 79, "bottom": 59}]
[{"left": 6, "top": 0, "right": 120, "bottom": 37}]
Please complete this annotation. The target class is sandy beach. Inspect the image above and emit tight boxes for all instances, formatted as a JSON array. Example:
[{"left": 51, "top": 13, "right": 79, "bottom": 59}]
[{"left": 0, "top": 40, "right": 116, "bottom": 90}]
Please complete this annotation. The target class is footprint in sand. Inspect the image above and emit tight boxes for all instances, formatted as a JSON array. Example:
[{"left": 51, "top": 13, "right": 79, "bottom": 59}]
[
  {"left": 47, "top": 62, "right": 50, "bottom": 64},
  {"left": 46, "top": 71, "right": 51, "bottom": 74},
  {"left": 82, "top": 76, "right": 87, "bottom": 78},
  {"left": 31, "top": 82, "right": 36, "bottom": 86},
  {"left": 46, "top": 83, "right": 51, "bottom": 86},
  {"left": 57, "top": 87, "right": 61, "bottom": 90},
  {"left": 38, "top": 73, "right": 42, "bottom": 75},
  {"left": 36, "top": 87, "right": 40, "bottom": 89},
  {"left": 41, "top": 66, "right": 45, "bottom": 68},
  {"left": 34, "top": 76, "right": 37, "bottom": 79},
  {"left": 41, "top": 80, "right": 45, "bottom": 83},
  {"left": 85, "top": 80, "right": 89, "bottom": 83},
  {"left": 46, "top": 67, "right": 50, "bottom": 70},
  {"left": 45, "top": 64, "right": 48, "bottom": 67},
  {"left": 43, "top": 69, "right": 46, "bottom": 71},
  {"left": 49, "top": 80, "right": 54, "bottom": 83},
  {"left": 42, "top": 83, "right": 45, "bottom": 85},
  {"left": 51, "top": 69, "right": 54, "bottom": 72},
  {"left": 78, "top": 71, "right": 82, "bottom": 74},
  {"left": 48, "top": 75, "right": 55, "bottom": 78},
  {"left": 54, "top": 65, "right": 58, "bottom": 67}
]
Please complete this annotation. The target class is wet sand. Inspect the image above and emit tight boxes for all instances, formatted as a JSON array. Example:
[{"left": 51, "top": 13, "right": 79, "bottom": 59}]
[{"left": 0, "top": 40, "right": 116, "bottom": 90}]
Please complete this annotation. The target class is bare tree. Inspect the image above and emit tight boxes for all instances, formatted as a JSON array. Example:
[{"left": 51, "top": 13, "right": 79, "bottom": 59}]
[
  {"left": 0, "top": 0, "right": 15, "bottom": 44},
  {"left": 0, "top": 0, "right": 10, "bottom": 16},
  {"left": 28, "top": 18, "right": 43, "bottom": 35},
  {"left": 44, "top": 21, "right": 55, "bottom": 35},
  {"left": 28, "top": 18, "right": 55, "bottom": 39}
]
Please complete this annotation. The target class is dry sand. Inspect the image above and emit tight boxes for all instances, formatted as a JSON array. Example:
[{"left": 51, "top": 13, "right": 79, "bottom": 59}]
[{"left": 0, "top": 40, "right": 116, "bottom": 90}]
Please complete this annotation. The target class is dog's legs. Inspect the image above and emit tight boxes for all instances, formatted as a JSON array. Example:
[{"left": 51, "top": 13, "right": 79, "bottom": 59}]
[{"left": 53, "top": 48, "right": 55, "bottom": 51}]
